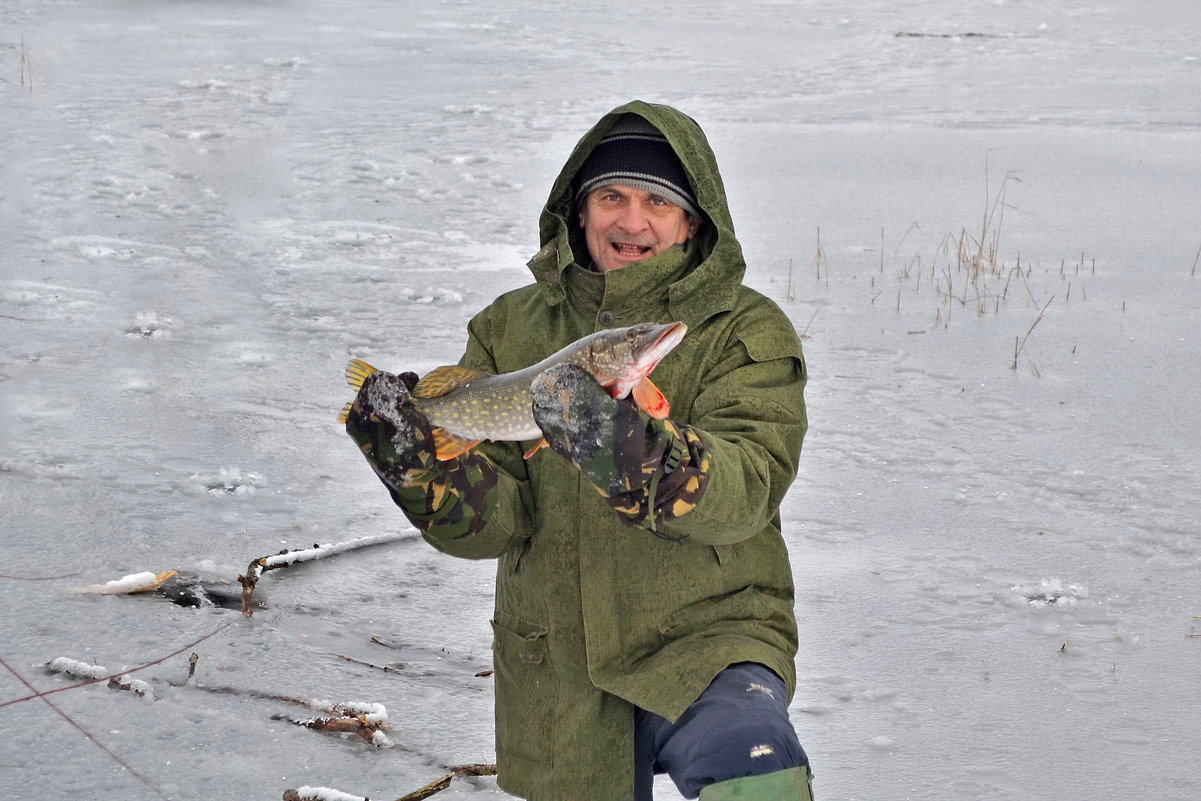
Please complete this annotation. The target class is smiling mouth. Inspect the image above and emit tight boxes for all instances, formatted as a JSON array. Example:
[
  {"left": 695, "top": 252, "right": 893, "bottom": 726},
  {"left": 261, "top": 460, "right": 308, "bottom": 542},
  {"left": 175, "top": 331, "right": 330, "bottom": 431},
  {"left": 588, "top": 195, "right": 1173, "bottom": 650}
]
[{"left": 612, "top": 242, "right": 652, "bottom": 258}]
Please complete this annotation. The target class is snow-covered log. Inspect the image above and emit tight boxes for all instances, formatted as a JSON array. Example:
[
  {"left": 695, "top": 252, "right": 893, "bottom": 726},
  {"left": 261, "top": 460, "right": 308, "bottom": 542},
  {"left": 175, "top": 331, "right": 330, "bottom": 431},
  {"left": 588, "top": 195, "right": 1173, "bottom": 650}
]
[
  {"left": 46, "top": 656, "right": 153, "bottom": 698},
  {"left": 66, "top": 570, "right": 178, "bottom": 595},
  {"left": 237, "top": 532, "right": 409, "bottom": 617}
]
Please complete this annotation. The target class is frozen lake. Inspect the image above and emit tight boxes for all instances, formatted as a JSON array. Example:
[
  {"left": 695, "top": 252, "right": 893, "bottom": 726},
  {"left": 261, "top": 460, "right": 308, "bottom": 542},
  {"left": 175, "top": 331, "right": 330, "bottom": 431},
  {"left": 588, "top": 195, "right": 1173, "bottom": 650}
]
[{"left": 2, "top": 1, "right": 1199, "bottom": 799}]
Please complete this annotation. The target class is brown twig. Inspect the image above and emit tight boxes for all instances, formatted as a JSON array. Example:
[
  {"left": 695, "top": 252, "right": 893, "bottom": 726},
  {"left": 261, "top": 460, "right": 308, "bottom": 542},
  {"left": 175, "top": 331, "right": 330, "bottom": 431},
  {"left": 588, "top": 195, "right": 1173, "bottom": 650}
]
[
  {"left": 44, "top": 657, "right": 154, "bottom": 698},
  {"left": 277, "top": 710, "right": 389, "bottom": 745},
  {"left": 282, "top": 764, "right": 497, "bottom": 801},
  {"left": 191, "top": 681, "right": 391, "bottom": 745},
  {"left": 237, "top": 556, "right": 269, "bottom": 616},
  {"left": 338, "top": 653, "right": 406, "bottom": 672},
  {"left": 237, "top": 533, "right": 410, "bottom": 616},
  {"left": 397, "top": 774, "right": 454, "bottom": 801},
  {"left": 0, "top": 617, "right": 239, "bottom": 709},
  {"left": 397, "top": 764, "right": 500, "bottom": 801}
]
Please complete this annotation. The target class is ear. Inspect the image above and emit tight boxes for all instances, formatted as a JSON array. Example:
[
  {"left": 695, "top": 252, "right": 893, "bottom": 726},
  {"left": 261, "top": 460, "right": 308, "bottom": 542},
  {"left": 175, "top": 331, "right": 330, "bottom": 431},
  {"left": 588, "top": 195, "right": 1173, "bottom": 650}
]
[{"left": 686, "top": 214, "right": 701, "bottom": 239}]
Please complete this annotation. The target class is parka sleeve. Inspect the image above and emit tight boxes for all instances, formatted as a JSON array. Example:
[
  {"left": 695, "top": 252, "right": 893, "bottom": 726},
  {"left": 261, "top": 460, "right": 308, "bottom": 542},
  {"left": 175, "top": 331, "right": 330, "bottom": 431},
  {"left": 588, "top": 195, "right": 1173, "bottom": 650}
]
[
  {"left": 655, "top": 310, "right": 808, "bottom": 545},
  {"left": 411, "top": 309, "right": 538, "bottom": 560}
]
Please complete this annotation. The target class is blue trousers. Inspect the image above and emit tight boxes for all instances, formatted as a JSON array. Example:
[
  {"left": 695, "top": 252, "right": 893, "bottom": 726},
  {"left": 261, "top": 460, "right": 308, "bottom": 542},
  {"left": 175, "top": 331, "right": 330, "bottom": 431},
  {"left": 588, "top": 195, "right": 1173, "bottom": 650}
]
[{"left": 633, "top": 663, "right": 809, "bottom": 800}]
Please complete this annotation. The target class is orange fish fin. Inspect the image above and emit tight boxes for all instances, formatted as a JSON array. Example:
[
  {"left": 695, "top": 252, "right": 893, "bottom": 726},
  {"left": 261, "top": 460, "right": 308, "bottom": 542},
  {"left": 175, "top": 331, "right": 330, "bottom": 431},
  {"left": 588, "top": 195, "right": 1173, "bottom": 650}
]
[
  {"left": 415, "top": 365, "right": 489, "bottom": 399},
  {"left": 523, "top": 438, "right": 549, "bottom": 459},
  {"left": 346, "top": 358, "right": 378, "bottom": 391},
  {"left": 337, "top": 401, "right": 354, "bottom": 425},
  {"left": 431, "top": 427, "right": 482, "bottom": 461},
  {"left": 632, "top": 376, "right": 671, "bottom": 419}
]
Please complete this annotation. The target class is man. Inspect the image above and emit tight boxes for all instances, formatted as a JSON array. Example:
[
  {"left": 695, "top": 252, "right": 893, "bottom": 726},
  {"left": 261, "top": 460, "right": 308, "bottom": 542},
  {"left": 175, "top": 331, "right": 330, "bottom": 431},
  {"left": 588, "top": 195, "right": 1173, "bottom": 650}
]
[{"left": 345, "top": 101, "right": 812, "bottom": 801}]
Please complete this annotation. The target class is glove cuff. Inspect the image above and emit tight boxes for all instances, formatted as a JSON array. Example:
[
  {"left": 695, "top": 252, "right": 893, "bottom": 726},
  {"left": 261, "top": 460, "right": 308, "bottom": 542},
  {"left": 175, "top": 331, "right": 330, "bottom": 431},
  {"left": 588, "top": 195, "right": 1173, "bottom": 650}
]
[
  {"left": 604, "top": 419, "right": 711, "bottom": 535},
  {"left": 387, "top": 451, "right": 499, "bottom": 538}
]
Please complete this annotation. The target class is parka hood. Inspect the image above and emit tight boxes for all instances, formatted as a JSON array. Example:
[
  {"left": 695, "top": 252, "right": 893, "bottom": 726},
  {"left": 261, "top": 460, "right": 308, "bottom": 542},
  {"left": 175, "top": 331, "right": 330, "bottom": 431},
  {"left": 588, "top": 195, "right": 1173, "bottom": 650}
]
[{"left": 527, "top": 101, "right": 747, "bottom": 327}]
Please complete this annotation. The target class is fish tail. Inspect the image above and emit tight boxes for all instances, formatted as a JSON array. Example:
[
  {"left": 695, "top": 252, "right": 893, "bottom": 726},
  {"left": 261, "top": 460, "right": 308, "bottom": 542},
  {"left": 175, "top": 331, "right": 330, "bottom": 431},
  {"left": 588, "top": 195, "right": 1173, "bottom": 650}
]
[{"left": 346, "top": 358, "right": 378, "bottom": 391}]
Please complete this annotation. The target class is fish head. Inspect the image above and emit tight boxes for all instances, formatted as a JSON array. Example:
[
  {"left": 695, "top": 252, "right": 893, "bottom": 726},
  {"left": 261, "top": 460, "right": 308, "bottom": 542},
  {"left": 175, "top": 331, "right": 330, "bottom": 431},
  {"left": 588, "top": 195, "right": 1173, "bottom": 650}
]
[{"left": 588, "top": 321, "right": 687, "bottom": 397}]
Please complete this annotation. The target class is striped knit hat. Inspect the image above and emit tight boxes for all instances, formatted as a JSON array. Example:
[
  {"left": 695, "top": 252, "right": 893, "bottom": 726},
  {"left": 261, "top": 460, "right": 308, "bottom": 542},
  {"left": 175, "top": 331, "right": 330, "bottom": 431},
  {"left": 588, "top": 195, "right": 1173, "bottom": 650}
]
[{"left": 574, "top": 116, "right": 701, "bottom": 218}]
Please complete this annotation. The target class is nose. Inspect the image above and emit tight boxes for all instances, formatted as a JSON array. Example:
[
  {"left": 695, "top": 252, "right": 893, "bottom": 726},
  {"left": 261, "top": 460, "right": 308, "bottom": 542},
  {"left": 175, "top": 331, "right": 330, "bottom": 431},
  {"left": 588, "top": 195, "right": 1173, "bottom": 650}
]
[{"left": 615, "top": 202, "right": 650, "bottom": 234}]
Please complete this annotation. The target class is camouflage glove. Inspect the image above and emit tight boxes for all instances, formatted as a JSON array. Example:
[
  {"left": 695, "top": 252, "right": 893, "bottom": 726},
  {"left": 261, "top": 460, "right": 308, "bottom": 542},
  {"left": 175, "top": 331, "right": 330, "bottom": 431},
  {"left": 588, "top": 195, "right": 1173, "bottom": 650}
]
[
  {"left": 345, "top": 370, "right": 497, "bottom": 537},
  {"left": 530, "top": 363, "right": 711, "bottom": 534}
]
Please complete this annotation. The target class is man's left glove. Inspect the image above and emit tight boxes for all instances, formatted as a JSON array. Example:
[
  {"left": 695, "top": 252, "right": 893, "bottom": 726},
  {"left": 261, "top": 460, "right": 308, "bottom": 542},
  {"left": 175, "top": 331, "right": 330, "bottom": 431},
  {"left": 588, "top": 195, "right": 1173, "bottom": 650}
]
[
  {"left": 345, "top": 370, "right": 497, "bottom": 537},
  {"left": 530, "top": 363, "right": 711, "bottom": 533}
]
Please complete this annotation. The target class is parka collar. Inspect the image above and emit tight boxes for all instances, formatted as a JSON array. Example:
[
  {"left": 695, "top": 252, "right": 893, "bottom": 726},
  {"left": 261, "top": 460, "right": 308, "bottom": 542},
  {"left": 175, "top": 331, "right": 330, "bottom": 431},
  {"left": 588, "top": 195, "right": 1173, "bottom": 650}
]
[
  {"left": 562, "top": 238, "right": 699, "bottom": 322},
  {"left": 526, "top": 101, "right": 746, "bottom": 329}
]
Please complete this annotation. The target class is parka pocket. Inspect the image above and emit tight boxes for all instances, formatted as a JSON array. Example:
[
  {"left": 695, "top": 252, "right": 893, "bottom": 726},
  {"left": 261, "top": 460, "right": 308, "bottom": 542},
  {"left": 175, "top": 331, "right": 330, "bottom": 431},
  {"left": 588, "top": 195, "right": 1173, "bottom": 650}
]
[{"left": 490, "top": 611, "right": 558, "bottom": 765}]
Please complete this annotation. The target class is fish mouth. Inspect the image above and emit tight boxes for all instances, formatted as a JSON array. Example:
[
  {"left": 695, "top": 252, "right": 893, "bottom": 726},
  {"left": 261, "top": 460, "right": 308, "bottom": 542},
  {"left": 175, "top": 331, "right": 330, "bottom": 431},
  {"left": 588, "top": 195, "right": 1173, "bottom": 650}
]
[
  {"left": 653, "top": 320, "right": 687, "bottom": 352},
  {"left": 637, "top": 321, "right": 688, "bottom": 369}
]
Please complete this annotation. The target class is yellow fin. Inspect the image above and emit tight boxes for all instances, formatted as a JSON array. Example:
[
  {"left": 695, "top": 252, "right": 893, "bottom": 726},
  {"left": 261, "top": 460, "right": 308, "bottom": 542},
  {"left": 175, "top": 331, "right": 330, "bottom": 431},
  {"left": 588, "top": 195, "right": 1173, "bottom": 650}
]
[
  {"left": 632, "top": 376, "right": 671, "bottom": 420},
  {"left": 346, "top": 358, "right": 378, "bottom": 391},
  {"left": 415, "top": 365, "right": 488, "bottom": 399},
  {"left": 337, "top": 401, "right": 354, "bottom": 425},
  {"left": 432, "top": 427, "right": 482, "bottom": 461}
]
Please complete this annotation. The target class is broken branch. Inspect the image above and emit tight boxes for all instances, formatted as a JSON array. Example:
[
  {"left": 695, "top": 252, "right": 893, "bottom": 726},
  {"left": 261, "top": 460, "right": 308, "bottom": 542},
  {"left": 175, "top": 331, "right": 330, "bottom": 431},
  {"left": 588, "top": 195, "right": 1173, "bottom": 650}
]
[
  {"left": 237, "top": 532, "right": 410, "bottom": 616},
  {"left": 0, "top": 617, "right": 239, "bottom": 710},
  {"left": 45, "top": 657, "right": 153, "bottom": 699},
  {"left": 282, "top": 764, "right": 498, "bottom": 801},
  {"left": 66, "top": 570, "right": 178, "bottom": 595}
]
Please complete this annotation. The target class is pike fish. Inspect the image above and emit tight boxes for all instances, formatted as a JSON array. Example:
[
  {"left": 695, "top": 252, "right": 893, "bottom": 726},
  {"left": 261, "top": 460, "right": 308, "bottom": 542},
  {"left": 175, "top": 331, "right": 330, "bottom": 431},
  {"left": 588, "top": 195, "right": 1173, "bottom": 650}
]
[{"left": 339, "top": 321, "right": 687, "bottom": 461}]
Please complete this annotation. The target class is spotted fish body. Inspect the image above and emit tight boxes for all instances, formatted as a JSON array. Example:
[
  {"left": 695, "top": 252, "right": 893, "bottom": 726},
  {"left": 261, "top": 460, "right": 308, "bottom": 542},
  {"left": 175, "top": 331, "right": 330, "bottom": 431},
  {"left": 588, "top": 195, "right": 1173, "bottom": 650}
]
[{"left": 341, "top": 321, "right": 687, "bottom": 460}]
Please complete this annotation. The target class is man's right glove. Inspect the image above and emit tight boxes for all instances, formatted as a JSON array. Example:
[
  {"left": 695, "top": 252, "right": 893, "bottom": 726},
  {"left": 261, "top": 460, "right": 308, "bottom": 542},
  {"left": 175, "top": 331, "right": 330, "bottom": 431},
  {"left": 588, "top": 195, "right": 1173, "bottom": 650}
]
[
  {"left": 344, "top": 370, "right": 497, "bottom": 537},
  {"left": 530, "top": 363, "right": 711, "bottom": 536}
]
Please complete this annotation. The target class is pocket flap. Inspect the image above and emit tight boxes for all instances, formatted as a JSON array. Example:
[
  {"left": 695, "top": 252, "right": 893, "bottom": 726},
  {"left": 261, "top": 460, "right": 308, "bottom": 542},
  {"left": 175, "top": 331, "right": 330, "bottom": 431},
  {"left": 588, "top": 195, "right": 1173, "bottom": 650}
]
[{"left": 491, "top": 611, "right": 549, "bottom": 664}]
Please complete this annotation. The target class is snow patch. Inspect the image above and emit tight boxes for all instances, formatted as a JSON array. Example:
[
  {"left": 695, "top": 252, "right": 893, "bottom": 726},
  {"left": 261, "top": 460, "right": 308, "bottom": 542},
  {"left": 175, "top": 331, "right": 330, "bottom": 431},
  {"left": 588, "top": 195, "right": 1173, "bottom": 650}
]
[
  {"left": 194, "top": 467, "right": 263, "bottom": 495},
  {"left": 66, "top": 571, "right": 161, "bottom": 595},
  {"left": 46, "top": 657, "right": 109, "bottom": 679},
  {"left": 124, "top": 311, "right": 174, "bottom": 339},
  {"left": 294, "top": 788, "right": 366, "bottom": 801},
  {"left": 399, "top": 286, "right": 463, "bottom": 304},
  {"left": 1015, "top": 578, "right": 1089, "bottom": 608}
]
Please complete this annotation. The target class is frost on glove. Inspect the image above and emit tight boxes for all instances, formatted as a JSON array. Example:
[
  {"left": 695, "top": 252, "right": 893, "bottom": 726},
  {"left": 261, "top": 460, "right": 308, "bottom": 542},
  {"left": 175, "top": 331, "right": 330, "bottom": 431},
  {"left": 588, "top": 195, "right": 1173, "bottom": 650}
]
[
  {"left": 530, "top": 363, "right": 711, "bottom": 535},
  {"left": 344, "top": 370, "right": 497, "bottom": 538}
]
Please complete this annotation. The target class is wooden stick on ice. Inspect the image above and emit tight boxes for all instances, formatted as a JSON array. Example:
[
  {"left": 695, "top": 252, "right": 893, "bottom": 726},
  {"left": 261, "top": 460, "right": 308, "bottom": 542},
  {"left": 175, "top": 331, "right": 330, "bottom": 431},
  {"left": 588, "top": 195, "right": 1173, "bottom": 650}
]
[{"left": 236, "top": 532, "right": 408, "bottom": 617}]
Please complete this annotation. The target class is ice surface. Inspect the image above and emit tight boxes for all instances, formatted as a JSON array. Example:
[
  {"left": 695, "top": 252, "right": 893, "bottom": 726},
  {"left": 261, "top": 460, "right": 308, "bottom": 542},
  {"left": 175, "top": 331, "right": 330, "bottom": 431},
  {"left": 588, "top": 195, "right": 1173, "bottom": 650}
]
[{"left": 2, "top": 1, "right": 1199, "bottom": 800}]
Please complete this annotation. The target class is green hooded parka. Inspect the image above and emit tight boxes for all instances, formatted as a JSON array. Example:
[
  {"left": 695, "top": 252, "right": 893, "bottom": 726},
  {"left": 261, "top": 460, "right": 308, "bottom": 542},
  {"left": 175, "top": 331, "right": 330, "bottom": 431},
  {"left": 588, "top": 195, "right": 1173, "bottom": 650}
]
[{"left": 414, "top": 101, "right": 808, "bottom": 800}]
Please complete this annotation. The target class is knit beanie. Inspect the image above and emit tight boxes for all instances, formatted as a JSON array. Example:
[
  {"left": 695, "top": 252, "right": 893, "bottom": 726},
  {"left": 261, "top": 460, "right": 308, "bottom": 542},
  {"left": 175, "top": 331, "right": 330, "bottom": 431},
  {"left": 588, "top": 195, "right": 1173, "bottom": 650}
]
[{"left": 574, "top": 116, "right": 701, "bottom": 218}]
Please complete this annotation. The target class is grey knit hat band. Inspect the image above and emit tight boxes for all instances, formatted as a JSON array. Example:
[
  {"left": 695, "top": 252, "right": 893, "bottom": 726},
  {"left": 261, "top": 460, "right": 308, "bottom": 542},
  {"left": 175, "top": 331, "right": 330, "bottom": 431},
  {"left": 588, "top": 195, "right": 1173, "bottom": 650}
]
[{"left": 575, "top": 117, "right": 701, "bottom": 218}]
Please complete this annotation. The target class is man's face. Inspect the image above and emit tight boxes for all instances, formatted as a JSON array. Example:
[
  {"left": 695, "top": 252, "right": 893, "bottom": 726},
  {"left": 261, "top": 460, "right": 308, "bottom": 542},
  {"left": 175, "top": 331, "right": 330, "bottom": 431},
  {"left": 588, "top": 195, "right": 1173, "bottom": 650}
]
[{"left": 578, "top": 184, "right": 700, "bottom": 273}]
